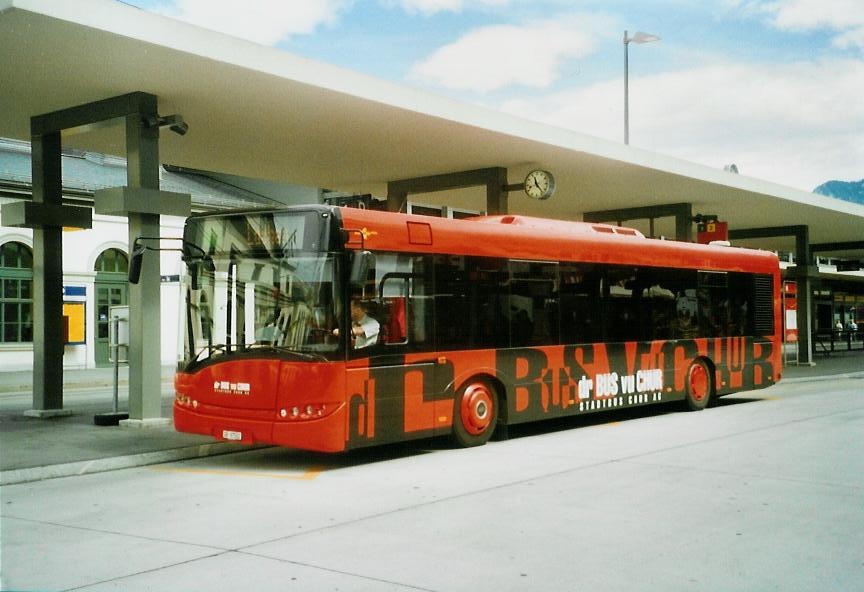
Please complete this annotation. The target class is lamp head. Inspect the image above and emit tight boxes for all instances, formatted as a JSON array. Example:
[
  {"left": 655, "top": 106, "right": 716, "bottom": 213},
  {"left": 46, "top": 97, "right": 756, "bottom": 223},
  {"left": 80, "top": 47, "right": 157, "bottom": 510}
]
[{"left": 629, "top": 31, "right": 661, "bottom": 44}]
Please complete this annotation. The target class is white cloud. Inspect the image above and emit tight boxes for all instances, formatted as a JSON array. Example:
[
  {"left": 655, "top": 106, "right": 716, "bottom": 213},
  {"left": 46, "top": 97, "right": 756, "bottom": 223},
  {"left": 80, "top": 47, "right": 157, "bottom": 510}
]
[
  {"left": 763, "top": 0, "right": 863, "bottom": 29},
  {"left": 391, "top": 0, "right": 510, "bottom": 15},
  {"left": 409, "top": 17, "right": 602, "bottom": 93},
  {"left": 500, "top": 59, "right": 864, "bottom": 190},
  {"left": 156, "top": 0, "right": 347, "bottom": 45},
  {"left": 755, "top": 0, "right": 864, "bottom": 50}
]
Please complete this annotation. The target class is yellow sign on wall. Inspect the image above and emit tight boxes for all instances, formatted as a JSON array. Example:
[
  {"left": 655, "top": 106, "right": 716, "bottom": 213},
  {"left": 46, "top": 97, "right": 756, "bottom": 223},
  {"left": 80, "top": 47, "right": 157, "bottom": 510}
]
[{"left": 63, "top": 302, "right": 86, "bottom": 344}]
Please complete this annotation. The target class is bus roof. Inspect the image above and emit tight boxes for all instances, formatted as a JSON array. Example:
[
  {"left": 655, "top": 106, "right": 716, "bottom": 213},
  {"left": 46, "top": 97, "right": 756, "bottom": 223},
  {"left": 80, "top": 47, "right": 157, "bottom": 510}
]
[{"left": 339, "top": 207, "right": 779, "bottom": 275}]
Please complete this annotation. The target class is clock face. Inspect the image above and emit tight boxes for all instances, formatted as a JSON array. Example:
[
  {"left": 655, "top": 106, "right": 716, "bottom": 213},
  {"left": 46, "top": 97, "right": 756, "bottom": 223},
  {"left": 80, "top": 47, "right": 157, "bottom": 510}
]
[{"left": 524, "top": 170, "right": 555, "bottom": 199}]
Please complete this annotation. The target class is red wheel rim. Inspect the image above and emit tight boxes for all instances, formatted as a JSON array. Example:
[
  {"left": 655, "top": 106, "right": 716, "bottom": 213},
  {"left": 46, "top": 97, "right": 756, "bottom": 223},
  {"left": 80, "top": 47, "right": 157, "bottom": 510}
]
[
  {"left": 689, "top": 363, "right": 709, "bottom": 401},
  {"left": 461, "top": 383, "right": 493, "bottom": 436}
]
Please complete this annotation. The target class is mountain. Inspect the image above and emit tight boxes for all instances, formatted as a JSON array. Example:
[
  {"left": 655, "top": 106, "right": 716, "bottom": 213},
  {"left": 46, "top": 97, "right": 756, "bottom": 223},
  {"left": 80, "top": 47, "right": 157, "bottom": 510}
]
[{"left": 813, "top": 179, "right": 864, "bottom": 205}]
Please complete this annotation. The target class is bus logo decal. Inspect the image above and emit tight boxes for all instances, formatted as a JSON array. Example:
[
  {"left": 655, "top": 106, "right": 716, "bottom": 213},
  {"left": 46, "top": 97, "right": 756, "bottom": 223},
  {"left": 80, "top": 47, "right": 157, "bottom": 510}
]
[{"left": 213, "top": 381, "right": 251, "bottom": 396}]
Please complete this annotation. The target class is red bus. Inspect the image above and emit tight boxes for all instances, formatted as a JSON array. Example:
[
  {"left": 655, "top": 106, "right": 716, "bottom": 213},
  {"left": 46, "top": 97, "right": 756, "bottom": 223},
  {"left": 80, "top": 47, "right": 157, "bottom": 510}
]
[{"left": 166, "top": 205, "right": 781, "bottom": 451}]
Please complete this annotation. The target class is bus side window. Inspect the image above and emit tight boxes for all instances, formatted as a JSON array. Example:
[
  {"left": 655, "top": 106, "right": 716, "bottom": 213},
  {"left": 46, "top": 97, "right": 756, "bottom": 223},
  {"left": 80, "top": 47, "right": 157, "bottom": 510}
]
[
  {"left": 560, "top": 264, "right": 600, "bottom": 345},
  {"left": 697, "top": 271, "right": 730, "bottom": 337},
  {"left": 509, "top": 260, "right": 559, "bottom": 347},
  {"left": 379, "top": 276, "right": 409, "bottom": 345},
  {"left": 382, "top": 296, "right": 406, "bottom": 343},
  {"left": 604, "top": 266, "right": 639, "bottom": 343},
  {"left": 350, "top": 250, "right": 376, "bottom": 296},
  {"left": 375, "top": 254, "right": 434, "bottom": 350}
]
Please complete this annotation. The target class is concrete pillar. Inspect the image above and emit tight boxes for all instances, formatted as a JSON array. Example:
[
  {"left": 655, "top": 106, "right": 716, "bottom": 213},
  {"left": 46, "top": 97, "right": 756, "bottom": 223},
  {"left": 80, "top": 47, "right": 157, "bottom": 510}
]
[
  {"left": 794, "top": 227, "right": 814, "bottom": 365},
  {"left": 387, "top": 189, "right": 407, "bottom": 213},
  {"left": 675, "top": 204, "right": 693, "bottom": 242},
  {"left": 124, "top": 109, "right": 165, "bottom": 423},
  {"left": 28, "top": 130, "right": 67, "bottom": 416},
  {"left": 486, "top": 168, "right": 508, "bottom": 216}
]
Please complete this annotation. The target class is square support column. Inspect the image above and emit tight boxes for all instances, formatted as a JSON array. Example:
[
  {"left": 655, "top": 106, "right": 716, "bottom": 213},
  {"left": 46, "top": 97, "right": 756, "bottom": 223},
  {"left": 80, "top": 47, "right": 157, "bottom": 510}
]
[
  {"left": 125, "top": 107, "right": 164, "bottom": 424},
  {"left": 29, "top": 130, "right": 67, "bottom": 416},
  {"left": 794, "top": 227, "right": 814, "bottom": 366},
  {"left": 486, "top": 168, "right": 508, "bottom": 216}
]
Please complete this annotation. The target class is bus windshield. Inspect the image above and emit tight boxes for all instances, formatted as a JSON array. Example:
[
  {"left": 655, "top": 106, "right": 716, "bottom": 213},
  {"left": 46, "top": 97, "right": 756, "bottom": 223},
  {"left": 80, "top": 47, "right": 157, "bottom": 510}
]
[{"left": 181, "top": 210, "right": 341, "bottom": 364}]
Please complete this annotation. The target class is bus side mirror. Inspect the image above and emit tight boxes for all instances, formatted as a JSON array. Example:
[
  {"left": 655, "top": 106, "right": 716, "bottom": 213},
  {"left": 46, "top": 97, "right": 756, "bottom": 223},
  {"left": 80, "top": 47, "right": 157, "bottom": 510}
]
[
  {"left": 350, "top": 250, "right": 375, "bottom": 284},
  {"left": 128, "top": 244, "right": 147, "bottom": 284}
]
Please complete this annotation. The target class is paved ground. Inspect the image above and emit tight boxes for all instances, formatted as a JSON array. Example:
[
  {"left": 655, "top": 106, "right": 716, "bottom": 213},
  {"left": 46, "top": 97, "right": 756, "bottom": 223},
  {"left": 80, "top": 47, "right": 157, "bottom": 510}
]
[
  {"left": 1, "top": 374, "right": 862, "bottom": 591},
  {"left": 0, "top": 352, "right": 862, "bottom": 484}
]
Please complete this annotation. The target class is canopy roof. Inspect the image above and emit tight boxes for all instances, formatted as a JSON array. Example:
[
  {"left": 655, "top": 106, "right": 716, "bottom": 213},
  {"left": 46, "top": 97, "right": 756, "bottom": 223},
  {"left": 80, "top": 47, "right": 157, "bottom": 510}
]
[{"left": 1, "top": 0, "right": 861, "bottom": 255}]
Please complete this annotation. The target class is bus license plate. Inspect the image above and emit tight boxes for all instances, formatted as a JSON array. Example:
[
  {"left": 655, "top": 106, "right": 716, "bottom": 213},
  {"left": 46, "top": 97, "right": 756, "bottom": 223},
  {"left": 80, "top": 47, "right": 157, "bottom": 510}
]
[{"left": 222, "top": 430, "right": 242, "bottom": 441}]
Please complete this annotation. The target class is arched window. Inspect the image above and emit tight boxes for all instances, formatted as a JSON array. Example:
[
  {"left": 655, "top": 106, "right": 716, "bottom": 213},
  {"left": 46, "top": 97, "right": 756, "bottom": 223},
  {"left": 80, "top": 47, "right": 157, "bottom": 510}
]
[
  {"left": 0, "top": 241, "right": 34, "bottom": 343},
  {"left": 95, "top": 248, "right": 129, "bottom": 274}
]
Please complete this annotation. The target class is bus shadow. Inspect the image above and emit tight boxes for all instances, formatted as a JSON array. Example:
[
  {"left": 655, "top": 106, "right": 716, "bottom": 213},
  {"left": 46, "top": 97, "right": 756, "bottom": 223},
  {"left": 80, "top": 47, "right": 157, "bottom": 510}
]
[
  {"left": 498, "top": 404, "right": 677, "bottom": 441},
  {"left": 496, "top": 396, "right": 769, "bottom": 441},
  {"left": 208, "top": 439, "right": 440, "bottom": 473},
  {"left": 209, "top": 397, "right": 772, "bottom": 472},
  {"left": 714, "top": 396, "right": 766, "bottom": 407}
]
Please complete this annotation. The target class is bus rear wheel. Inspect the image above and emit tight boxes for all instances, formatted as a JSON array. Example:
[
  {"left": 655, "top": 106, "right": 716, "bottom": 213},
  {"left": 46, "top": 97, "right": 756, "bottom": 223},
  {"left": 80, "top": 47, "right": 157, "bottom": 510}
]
[
  {"left": 684, "top": 359, "right": 713, "bottom": 411},
  {"left": 451, "top": 379, "right": 498, "bottom": 447}
]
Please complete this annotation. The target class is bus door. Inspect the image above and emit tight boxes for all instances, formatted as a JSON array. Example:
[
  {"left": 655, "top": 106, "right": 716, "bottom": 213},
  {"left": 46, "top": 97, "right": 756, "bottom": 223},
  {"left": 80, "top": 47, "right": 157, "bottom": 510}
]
[{"left": 346, "top": 259, "right": 447, "bottom": 447}]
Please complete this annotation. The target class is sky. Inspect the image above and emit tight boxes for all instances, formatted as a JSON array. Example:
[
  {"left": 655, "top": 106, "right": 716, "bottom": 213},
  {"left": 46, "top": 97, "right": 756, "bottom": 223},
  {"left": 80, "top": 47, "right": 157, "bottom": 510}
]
[{"left": 121, "top": 0, "right": 864, "bottom": 192}]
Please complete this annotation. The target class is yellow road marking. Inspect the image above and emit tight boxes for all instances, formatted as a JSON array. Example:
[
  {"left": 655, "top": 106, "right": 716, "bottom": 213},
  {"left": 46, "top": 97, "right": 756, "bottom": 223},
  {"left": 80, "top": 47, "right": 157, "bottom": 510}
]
[
  {"left": 149, "top": 466, "right": 324, "bottom": 480},
  {"left": 594, "top": 421, "right": 621, "bottom": 428}
]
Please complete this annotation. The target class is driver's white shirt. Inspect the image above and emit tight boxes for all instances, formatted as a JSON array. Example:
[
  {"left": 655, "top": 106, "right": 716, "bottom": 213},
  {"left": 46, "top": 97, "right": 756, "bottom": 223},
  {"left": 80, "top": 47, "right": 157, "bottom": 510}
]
[{"left": 353, "top": 314, "right": 380, "bottom": 349}]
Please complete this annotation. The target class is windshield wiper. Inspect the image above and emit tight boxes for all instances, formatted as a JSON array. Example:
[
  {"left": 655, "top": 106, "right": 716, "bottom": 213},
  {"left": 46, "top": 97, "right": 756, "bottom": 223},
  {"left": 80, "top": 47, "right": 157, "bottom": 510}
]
[{"left": 245, "top": 344, "right": 328, "bottom": 362}]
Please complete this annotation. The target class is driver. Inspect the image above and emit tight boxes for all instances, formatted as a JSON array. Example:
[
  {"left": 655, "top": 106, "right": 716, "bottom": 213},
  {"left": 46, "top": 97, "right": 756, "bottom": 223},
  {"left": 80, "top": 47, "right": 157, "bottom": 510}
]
[{"left": 333, "top": 298, "right": 379, "bottom": 349}]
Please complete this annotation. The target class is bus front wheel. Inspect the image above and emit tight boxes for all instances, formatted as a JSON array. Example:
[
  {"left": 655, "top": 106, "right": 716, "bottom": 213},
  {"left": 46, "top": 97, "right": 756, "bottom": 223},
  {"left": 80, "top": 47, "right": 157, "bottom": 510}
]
[
  {"left": 451, "top": 379, "right": 498, "bottom": 447},
  {"left": 684, "top": 359, "right": 713, "bottom": 411}
]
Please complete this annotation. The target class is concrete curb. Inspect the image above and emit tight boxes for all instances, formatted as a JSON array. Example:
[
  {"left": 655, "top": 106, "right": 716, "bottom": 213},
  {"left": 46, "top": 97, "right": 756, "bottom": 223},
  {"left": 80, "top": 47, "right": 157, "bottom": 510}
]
[
  {"left": 0, "top": 378, "right": 174, "bottom": 394},
  {"left": 0, "top": 442, "right": 270, "bottom": 486},
  {"left": 781, "top": 371, "right": 864, "bottom": 384}
]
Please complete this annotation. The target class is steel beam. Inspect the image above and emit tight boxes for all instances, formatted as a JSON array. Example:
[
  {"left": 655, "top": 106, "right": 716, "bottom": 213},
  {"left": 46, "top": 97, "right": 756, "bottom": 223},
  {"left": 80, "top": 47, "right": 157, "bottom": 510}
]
[
  {"left": 583, "top": 202, "right": 693, "bottom": 241},
  {"left": 730, "top": 225, "right": 814, "bottom": 365},
  {"left": 30, "top": 92, "right": 157, "bottom": 136},
  {"left": 810, "top": 241, "right": 864, "bottom": 253},
  {"left": 387, "top": 167, "right": 509, "bottom": 215}
]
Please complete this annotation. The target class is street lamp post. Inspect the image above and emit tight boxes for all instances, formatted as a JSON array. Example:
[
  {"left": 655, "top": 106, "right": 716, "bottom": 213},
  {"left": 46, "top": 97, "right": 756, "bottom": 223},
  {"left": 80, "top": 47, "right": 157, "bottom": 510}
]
[{"left": 624, "top": 30, "right": 660, "bottom": 145}]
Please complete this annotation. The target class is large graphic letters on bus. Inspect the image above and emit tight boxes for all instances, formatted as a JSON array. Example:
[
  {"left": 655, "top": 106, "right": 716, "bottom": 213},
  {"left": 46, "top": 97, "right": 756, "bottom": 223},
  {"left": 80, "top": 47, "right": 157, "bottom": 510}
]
[
  {"left": 750, "top": 339, "right": 774, "bottom": 386},
  {"left": 495, "top": 337, "right": 777, "bottom": 423},
  {"left": 347, "top": 356, "right": 455, "bottom": 446},
  {"left": 348, "top": 373, "right": 375, "bottom": 442},
  {"left": 350, "top": 336, "right": 777, "bottom": 443},
  {"left": 496, "top": 349, "right": 549, "bottom": 418}
]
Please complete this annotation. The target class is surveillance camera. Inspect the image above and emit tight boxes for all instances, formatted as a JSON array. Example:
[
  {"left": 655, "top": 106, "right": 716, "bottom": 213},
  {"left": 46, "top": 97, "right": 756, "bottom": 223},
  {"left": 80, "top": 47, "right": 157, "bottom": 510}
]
[
  {"left": 159, "top": 114, "right": 188, "bottom": 136},
  {"left": 168, "top": 120, "right": 189, "bottom": 136},
  {"left": 142, "top": 114, "right": 188, "bottom": 136}
]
